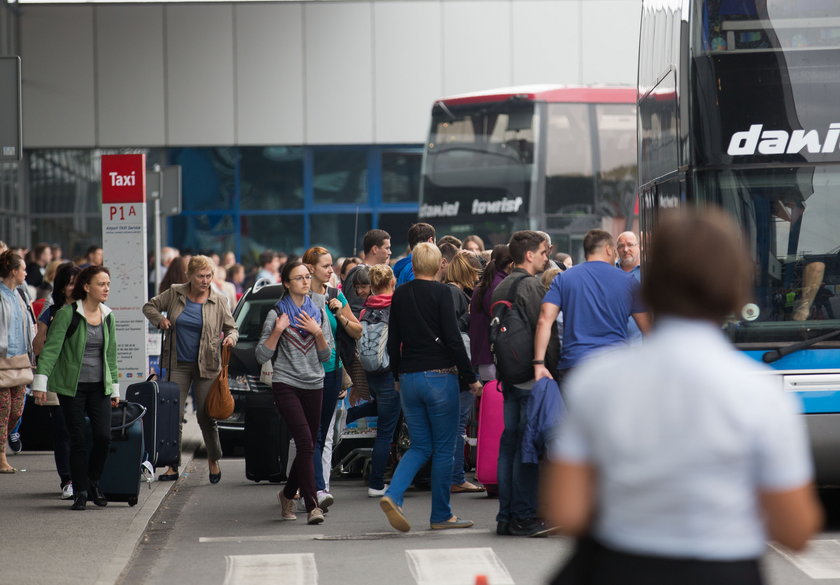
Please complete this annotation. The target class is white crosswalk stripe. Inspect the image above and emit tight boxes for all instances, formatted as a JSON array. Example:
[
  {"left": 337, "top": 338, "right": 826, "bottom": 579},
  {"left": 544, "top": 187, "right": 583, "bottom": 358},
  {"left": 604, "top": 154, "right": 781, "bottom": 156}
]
[
  {"left": 770, "top": 540, "right": 840, "bottom": 579},
  {"left": 406, "top": 547, "right": 515, "bottom": 585},
  {"left": 223, "top": 553, "right": 318, "bottom": 585}
]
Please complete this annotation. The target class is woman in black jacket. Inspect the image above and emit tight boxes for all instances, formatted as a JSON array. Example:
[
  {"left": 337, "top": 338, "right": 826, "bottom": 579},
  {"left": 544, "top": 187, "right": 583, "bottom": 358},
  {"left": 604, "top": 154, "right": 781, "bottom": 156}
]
[{"left": 379, "top": 243, "right": 481, "bottom": 532}]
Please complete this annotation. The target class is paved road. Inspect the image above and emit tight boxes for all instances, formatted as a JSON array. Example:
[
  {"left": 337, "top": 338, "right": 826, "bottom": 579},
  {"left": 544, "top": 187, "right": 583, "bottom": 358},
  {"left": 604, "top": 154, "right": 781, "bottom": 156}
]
[{"left": 116, "top": 453, "right": 840, "bottom": 585}]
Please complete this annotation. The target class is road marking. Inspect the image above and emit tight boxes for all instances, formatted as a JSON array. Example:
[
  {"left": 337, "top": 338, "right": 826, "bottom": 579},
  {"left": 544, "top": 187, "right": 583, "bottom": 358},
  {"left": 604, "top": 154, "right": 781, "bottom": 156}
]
[
  {"left": 406, "top": 547, "right": 514, "bottom": 585},
  {"left": 201, "top": 535, "right": 324, "bottom": 543},
  {"left": 224, "top": 553, "right": 317, "bottom": 585},
  {"left": 771, "top": 540, "right": 840, "bottom": 579},
  {"left": 201, "top": 529, "right": 492, "bottom": 543}
]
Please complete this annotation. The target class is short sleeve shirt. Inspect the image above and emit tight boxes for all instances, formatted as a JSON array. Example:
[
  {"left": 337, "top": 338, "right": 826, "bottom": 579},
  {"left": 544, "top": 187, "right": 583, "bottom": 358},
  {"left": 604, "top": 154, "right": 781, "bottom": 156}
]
[
  {"left": 550, "top": 318, "right": 812, "bottom": 560},
  {"left": 543, "top": 261, "right": 644, "bottom": 370}
]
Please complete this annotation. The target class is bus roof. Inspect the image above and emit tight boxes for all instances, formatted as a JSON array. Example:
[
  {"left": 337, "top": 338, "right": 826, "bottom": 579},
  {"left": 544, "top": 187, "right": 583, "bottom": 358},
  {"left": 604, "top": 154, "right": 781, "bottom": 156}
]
[{"left": 435, "top": 85, "right": 637, "bottom": 107}]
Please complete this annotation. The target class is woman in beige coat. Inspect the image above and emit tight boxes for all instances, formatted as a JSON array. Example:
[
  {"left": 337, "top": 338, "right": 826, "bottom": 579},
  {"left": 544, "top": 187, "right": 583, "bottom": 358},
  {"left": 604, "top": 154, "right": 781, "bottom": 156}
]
[{"left": 143, "top": 255, "right": 238, "bottom": 483}]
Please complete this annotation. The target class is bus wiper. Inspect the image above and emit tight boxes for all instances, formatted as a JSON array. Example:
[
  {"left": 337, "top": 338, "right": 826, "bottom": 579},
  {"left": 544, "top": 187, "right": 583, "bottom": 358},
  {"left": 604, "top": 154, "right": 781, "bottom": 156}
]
[
  {"left": 434, "top": 102, "right": 456, "bottom": 121},
  {"left": 762, "top": 328, "right": 840, "bottom": 363}
]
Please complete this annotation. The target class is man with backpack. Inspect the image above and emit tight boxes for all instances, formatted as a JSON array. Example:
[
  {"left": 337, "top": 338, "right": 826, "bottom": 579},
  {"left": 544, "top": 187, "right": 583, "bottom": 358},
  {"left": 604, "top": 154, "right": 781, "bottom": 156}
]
[{"left": 490, "top": 230, "right": 553, "bottom": 538}]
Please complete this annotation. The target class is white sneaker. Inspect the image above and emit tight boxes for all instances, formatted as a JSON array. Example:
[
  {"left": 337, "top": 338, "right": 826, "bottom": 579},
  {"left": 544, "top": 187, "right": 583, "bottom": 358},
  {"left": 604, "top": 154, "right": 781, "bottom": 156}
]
[
  {"left": 60, "top": 482, "right": 74, "bottom": 500},
  {"left": 317, "top": 490, "right": 334, "bottom": 511},
  {"left": 368, "top": 484, "right": 388, "bottom": 498}
]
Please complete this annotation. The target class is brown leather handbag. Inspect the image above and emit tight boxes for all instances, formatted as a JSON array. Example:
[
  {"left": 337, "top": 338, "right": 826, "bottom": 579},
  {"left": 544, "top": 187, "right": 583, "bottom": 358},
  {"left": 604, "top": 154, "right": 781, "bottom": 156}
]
[{"left": 206, "top": 345, "right": 234, "bottom": 420}]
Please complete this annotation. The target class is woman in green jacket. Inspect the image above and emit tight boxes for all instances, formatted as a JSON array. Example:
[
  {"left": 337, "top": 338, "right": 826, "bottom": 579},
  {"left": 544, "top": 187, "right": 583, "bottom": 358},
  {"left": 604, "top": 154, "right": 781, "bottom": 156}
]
[{"left": 32, "top": 265, "right": 119, "bottom": 510}]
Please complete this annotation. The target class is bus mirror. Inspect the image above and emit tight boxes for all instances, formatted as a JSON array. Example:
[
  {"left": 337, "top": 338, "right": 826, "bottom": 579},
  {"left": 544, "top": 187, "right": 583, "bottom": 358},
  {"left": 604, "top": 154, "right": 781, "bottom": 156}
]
[{"left": 508, "top": 108, "right": 533, "bottom": 132}]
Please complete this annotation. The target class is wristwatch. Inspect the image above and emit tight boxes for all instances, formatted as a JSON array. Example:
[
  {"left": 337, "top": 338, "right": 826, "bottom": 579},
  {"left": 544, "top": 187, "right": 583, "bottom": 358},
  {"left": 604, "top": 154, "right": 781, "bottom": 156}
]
[{"left": 531, "top": 360, "right": 544, "bottom": 365}]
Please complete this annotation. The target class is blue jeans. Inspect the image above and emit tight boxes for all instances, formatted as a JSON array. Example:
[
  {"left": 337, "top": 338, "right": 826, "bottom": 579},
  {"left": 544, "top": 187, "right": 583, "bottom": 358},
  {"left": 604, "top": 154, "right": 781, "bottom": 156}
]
[
  {"left": 314, "top": 368, "right": 342, "bottom": 492},
  {"left": 385, "top": 371, "right": 459, "bottom": 524},
  {"left": 451, "top": 391, "right": 475, "bottom": 485},
  {"left": 367, "top": 371, "right": 401, "bottom": 490},
  {"left": 496, "top": 384, "right": 538, "bottom": 522}
]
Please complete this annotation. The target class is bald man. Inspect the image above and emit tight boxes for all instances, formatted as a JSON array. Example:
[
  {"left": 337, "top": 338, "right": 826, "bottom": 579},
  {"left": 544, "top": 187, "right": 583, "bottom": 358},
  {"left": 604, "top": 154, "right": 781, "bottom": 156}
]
[{"left": 617, "top": 231, "right": 642, "bottom": 341}]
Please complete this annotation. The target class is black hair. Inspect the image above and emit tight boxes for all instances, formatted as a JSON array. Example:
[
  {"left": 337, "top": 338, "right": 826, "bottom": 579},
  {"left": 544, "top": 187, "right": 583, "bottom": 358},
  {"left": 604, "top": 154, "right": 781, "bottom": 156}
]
[
  {"left": 280, "top": 260, "right": 306, "bottom": 285},
  {"left": 407, "top": 223, "right": 436, "bottom": 249},
  {"left": 508, "top": 230, "right": 547, "bottom": 265},
  {"left": 52, "top": 263, "right": 81, "bottom": 307},
  {"left": 474, "top": 244, "right": 512, "bottom": 312},
  {"left": 362, "top": 229, "right": 391, "bottom": 255}
]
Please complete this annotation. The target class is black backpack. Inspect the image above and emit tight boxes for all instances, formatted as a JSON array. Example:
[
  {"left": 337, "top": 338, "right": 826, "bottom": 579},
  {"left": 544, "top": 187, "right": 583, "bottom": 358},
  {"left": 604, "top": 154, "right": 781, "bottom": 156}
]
[{"left": 489, "top": 275, "right": 534, "bottom": 384}]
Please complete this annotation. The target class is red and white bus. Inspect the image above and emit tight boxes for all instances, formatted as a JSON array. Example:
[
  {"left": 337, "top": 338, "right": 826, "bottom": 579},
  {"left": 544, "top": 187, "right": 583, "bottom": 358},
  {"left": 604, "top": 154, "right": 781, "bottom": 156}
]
[{"left": 418, "top": 85, "right": 637, "bottom": 259}]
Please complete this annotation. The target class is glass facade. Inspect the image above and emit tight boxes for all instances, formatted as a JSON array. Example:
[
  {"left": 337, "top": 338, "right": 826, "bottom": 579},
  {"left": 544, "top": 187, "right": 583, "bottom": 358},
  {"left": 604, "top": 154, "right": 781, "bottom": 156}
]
[{"left": 25, "top": 144, "right": 421, "bottom": 266}]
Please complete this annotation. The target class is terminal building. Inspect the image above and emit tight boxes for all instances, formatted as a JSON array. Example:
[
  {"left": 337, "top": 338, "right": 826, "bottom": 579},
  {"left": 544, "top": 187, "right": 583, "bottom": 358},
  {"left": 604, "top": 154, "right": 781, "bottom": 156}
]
[{"left": 0, "top": 0, "right": 640, "bottom": 262}]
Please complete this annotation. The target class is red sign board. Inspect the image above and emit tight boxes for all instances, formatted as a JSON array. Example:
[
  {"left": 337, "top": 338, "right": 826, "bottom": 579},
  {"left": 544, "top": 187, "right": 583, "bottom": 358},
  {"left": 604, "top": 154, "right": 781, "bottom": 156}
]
[{"left": 101, "top": 153, "right": 146, "bottom": 204}]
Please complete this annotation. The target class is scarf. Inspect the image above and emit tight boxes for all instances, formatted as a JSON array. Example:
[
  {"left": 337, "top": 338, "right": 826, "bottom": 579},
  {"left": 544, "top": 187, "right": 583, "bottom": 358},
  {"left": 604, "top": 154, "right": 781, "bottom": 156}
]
[{"left": 278, "top": 294, "right": 321, "bottom": 338}]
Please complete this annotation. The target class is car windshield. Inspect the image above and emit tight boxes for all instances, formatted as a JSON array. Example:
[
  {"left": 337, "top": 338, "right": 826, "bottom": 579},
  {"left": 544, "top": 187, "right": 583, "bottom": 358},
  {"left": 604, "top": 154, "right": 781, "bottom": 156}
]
[{"left": 234, "top": 297, "right": 280, "bottom": 344}]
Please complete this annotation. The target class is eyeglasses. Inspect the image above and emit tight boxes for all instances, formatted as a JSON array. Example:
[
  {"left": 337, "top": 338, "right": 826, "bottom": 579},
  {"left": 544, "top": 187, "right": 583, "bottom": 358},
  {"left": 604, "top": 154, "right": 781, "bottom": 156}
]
[
  {"left": 617, "top": 243, "right": 638, "bottom": 250},
  {"left": 289, "top": 274, "right": 313, "bottom": 282}
]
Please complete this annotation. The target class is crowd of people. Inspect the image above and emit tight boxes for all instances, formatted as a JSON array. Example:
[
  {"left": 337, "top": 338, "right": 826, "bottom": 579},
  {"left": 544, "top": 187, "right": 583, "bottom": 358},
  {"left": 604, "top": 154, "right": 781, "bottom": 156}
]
[{"left": 0, "top": 211, "right": 824, "bottom": 583}]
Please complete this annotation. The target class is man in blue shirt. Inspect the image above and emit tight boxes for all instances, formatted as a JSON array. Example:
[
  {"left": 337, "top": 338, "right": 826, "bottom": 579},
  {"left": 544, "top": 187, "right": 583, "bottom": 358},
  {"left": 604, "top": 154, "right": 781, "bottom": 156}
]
[
  {"left": 616, "top": 231, "right": 642, "bottom": 341},
  {"left": 533, "top": 229, "right": 650, "bottom": 382},
  {"left": 393, "top": 222, "right": 435, "bottom": 287}
]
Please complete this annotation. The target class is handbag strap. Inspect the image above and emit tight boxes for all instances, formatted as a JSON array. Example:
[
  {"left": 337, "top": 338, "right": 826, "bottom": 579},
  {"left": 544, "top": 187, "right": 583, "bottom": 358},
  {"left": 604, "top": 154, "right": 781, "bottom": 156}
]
[{"left": 407, "top": 284, "right": 442, "bottom": 346}]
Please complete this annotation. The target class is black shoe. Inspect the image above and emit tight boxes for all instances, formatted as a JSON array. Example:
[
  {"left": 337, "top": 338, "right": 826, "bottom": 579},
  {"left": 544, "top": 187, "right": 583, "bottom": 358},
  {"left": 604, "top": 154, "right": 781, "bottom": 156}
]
[
  {"left": 71, "top": 492, "right": 87, "bottom": 511},
  {"left": 158, "top": 471, "right": 179, "bottom": 481},
  {"left": 509, "top": 517, "right": 553, "bottom": 537},
  {"left": 88, "top": 483, "right": 108, "bottom": 507},
  {"left": 209, "top": 471, "right": 221, "bottom": 484},
  {"left": 496, "top": 521, "right": 511, "bottom": 536}
]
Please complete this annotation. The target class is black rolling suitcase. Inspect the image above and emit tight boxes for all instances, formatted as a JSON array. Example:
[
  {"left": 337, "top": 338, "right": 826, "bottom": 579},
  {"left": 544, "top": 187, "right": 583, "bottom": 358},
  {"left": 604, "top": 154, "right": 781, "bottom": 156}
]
[
  {"left": 94, "top": 402, "right": 147, "bottom": 507},
  {"left": 125, "top": 375, "right": 180, "bottom": 469},
  {"left": 244, "top": 391, "right": 289, "bottom": 483}
]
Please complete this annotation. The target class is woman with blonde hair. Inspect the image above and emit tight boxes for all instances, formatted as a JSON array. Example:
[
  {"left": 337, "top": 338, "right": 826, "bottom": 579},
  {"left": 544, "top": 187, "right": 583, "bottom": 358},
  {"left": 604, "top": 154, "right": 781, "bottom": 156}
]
[
  {"left": 380, "top": 243, "right": 481, "bottom": 532},
  {"left": 302, "top": 246, "right": 361, "bottom": 508},
  {"left": 443, "top": 251, "right": 484, "bottom": 494},
  {"left": 348, "top": 263, "right": 401, "bottom": 497},
  {"left": 143, "top": 255, "right": 238, "bottom": 484}
]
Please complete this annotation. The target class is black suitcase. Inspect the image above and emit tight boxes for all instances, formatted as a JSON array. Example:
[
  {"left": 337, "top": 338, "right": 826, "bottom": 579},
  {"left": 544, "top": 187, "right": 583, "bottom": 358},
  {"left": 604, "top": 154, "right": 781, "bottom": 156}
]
[
  {"left": 100, "top": 404, "right": 145, "bottom": 506},
  {"left": 125, "top": 376, "right": 180, "bottom": 469},
  {"left": 88, "top": 402, "right": 147, "bottom": 507},
  {"left": 244, "top": 391, "right": 289, "bottom": 483}
]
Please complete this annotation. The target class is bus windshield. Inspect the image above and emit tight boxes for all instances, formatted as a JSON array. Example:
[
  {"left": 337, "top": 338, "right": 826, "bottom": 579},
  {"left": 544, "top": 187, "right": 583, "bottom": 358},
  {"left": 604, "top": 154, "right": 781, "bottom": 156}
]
[
  {"left": 697, "top": 166, "right": 840, "bottom": 342},
  {"left": 420, "top": 95, "right": 636, "bottom": 252},
  {"left": 420, "top": 100, "right": 535, "bottom": 245}
]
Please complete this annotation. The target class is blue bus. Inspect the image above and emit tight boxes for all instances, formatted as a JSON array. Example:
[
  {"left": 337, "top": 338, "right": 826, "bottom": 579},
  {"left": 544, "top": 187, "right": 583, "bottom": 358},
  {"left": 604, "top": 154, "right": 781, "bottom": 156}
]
[{"left": 638, "top": 0, "right": 840, "bottom": 482}]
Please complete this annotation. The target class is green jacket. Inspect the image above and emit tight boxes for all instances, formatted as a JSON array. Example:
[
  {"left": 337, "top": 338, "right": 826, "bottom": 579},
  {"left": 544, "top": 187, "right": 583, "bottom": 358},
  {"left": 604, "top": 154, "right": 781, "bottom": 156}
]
[{"left": 33, "top": 302, "right": 120, "bottom": 398}]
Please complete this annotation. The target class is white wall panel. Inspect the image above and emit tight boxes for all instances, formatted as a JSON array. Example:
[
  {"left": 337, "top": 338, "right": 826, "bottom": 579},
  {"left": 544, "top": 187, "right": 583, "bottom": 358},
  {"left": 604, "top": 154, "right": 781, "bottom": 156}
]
[
  {"left": 373, "top": 2, "right": 442, "bottom": 144},
  {"left": 96, "top": 6, "right": 166, "bottom": 147},
  {"left": 581, "top": 1, "right": 640, "bottom": 86},
  {"left": 442, "top": 0, "right": 511, "bottom": 96},
  {"left": 20, "top": 6, "right": 96, "bottom": 148},
  {"left": 304, "top": 2, "right": 373, "bottom": 144},
  {"left": 165, "top": 4, "right": 235, "bottom": 145},
  {"left": 512, "top": 1, "right": 581, "bottom": 85},
  {"left": 235, "top": 4, "right": 304, "bottom": 145}
]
